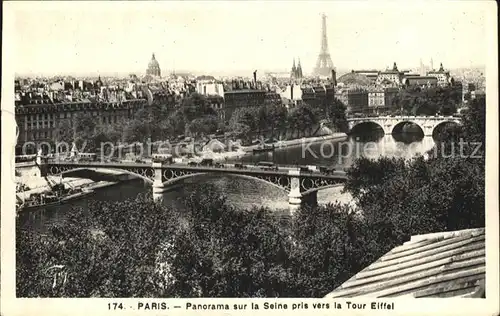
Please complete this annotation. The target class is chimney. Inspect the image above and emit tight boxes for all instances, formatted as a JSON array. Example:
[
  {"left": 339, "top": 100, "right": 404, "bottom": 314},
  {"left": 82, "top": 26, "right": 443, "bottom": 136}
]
[
  {"left": 291, "top": 84, "right": 294, "bottom": 100},
  {"left": 253, "top": 70, "right": 257, "bottom": 84},
  {"left": 331, "top": 69, "right": 337, "bottom": 86}
]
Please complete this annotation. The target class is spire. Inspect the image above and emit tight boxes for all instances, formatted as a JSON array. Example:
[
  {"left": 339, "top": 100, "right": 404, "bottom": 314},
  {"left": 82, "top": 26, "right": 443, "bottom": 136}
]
[
  {"left": 297, "top": 58, "right": 303, "bottom": 78},
  {"left": 291, "top": 58, "right": 297, "bottom": 79}
]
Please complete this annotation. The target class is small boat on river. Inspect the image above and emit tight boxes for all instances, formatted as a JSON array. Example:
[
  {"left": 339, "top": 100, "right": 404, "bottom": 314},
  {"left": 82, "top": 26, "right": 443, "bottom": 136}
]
[
  {"left": 253, "top": 144, "right": 275, "bottom": 153},
  {"left": 16, "top": 183, "right": 94, "bottom": 213}
]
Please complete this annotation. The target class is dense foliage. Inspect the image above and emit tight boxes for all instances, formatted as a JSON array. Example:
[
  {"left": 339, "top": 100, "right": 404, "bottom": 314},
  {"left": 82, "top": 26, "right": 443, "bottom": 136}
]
[
  {"left": 17, "top": 189, "right": 379, "bottom": 298},
  {"left": 228, "top": 100, "right": 347, "bottom": 144},
  {"left": 391, "top": 85, "right": 462, "bottom": 115}
]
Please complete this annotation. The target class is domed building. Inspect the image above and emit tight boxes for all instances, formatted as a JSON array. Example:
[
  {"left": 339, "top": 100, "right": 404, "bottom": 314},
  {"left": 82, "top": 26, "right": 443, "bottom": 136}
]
[
  {"left": 337, "top": 71, "right": 372, "bottom": 87},
  {"left": 146, "top": 53, "right": 161, "bottom": 77}
]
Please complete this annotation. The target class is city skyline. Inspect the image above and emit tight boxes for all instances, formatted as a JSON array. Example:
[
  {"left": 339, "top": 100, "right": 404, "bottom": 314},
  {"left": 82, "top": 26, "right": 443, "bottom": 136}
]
[{"left": 8, "top": 1, "right": 488, "bottom": 77}]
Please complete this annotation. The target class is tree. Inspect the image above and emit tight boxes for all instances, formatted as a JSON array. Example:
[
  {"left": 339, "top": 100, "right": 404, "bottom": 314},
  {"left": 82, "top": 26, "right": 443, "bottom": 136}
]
[
  {"left": 180, "top": 93, "right": 217, "bottom": 122},
  {"left": 17, "top": 193, "right": 179, "bottom": 297},
  {"left": 392, "top": 86, "right": 460, "bottom": 116},
  {"left": 73, "top": 113, "right": 99, "bottom": 152},
  {"left": 288, "top": 104, "right": 318, "bottom": 138},
  {"left": 289, "top": 203, "right": 372, "bottom": 297},
  {"left": 187, "top": 115, "right": 219, "bottom": 139},
  {"left": 54, "top": 119, "right": 74, "bottom": 150},
  {"left": 124, "top": 108, "right": 152, "bottom": 144},
  {"left": 328, "top": 98, "right": 348, "bottom": 132}
]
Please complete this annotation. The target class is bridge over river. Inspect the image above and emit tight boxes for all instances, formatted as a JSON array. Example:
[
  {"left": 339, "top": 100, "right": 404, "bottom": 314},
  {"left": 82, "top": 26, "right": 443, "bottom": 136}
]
[
  {"left": 41, "top": 160, "right": 347, "bottom": 208},
  {"left": 347, "top": 115, "right": 460, "bottom": 136}
]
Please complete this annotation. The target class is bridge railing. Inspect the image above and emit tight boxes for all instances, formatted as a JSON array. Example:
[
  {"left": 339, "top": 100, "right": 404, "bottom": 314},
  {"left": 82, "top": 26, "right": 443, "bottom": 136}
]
[
  {"left": 347, "top": 115, "right": 460, "bottom": 121},
  {"left": 47, "top": 159, "right": 348, "bottom": 177}
]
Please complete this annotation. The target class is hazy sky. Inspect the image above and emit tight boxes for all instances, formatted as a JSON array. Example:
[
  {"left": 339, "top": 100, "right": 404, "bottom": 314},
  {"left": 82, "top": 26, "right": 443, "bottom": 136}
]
[{"left": 7, "top": 1, "right": 490, "bottom": 76}]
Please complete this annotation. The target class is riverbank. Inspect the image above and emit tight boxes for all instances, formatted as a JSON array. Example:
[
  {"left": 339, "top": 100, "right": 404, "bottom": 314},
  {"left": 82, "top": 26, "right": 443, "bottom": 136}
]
[
  {"left": 184, "top": 132, "right": 348, "bottom": 163},
  {"left": 241, "top": 132, "right": 348, "bottom": 152},
  {"left": 16, "top": 176, "right": 119, "bottom": 200}
]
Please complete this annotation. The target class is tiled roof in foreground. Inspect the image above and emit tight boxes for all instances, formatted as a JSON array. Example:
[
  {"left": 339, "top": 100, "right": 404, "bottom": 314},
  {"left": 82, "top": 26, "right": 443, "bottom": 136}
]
[{"left": 325, "top": 228, "right": 485, "bottom": 298}]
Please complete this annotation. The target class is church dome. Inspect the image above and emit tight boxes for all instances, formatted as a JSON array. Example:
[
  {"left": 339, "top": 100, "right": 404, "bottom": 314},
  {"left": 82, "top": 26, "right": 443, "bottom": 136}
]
[{"left": 146, "top": 53, "right": 161, "bottom": 77}]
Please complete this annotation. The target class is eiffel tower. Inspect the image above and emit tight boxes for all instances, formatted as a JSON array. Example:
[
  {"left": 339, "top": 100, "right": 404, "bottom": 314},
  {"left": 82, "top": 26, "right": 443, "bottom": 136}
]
[{"left": 314, "top": 14, "right": 335, "bottom": 77}]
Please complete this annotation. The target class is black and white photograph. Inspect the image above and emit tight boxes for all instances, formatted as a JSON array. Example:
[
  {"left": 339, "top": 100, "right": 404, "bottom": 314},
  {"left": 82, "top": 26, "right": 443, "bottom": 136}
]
[{"left": 1, "top": 0, "right": 498, "bottom": 315}]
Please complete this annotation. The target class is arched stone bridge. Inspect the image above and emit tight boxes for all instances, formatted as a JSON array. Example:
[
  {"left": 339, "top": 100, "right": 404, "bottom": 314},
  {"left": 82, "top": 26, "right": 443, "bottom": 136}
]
[
  {"left": 347, "top": 115, "right": 461, "bottom": 136},
  {"left": 43, "top": 161, "right": 347, "bottom": 207}
]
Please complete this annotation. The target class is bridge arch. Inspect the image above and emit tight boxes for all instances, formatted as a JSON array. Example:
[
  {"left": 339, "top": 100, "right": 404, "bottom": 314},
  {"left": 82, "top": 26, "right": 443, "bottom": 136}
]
[
  {"left": 161, "top": 171, "right": 292, "bottom": 193},
  {"left": 349, "top": 121, "right": 385, "bottom": 134},
  {"left": 48, "top": 166, "right": 155, "bottom": 184},
  {"left": 432, "top": 120, "right": 462, "bottom": 139},
  {"left": 391, "top": 121, "right": 425, "bottom": 135}
]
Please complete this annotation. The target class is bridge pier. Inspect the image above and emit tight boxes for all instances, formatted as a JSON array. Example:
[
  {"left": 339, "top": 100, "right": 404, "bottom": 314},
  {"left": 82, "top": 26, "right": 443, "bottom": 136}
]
[
  {"left": 36, "top": 149, "right": 48, "bottom": 177},
  {"left": 287, "top": 169, "right": 319, "bottom": 215},
  {"left": 152, "top": 162, "right": 165, "bottom": 202},
  {"left": 288, "top": 170, "right": 303, "bottom": 206},
  {"left": 423, "top": 126, "right": 433, "bottom": 137}
]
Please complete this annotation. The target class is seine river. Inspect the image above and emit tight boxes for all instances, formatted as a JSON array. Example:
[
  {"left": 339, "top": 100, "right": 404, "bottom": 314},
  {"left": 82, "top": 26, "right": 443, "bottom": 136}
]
[{"left": 18, "top": 132, "right": 436, "bottom": 230}]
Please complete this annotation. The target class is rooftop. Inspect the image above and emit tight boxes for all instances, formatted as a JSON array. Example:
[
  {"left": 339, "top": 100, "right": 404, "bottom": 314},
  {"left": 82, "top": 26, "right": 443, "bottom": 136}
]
[{"left": 325, "top": 228, "right": 485, "bottom": 298}]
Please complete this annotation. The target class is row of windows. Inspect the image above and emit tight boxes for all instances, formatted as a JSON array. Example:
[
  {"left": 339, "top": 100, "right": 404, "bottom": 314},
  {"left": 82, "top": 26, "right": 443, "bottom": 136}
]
[
  {"left": 25, "top": 121, "right": 57, "bottom": 129},
  {"left": 26, "top": 114, "right": 57, "bottom": 121},
  {"left": 20, "top": 112, "right": 129, "bottom": 131},
  {"left": 369, "top": 100, "right": 385, "bottom": 106},
  {"left": 23, "top": 111, "right": 126, "bottom": 121},
  {"left": 30, "top": 131, "right": 51, "bottom": 140}
]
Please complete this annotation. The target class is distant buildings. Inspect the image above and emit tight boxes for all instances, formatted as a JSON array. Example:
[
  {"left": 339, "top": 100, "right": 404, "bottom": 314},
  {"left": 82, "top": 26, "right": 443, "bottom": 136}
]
[
  {"left": 427, "top": 63, "right": 453, "bottom": 87},
  {"left": 402, "top": 76, "right": 438, "bottom": 88},
  {"left": 14, "top": 47, "right": 473, "bottom": 150},
  {"left": 375, "top": 63, "right": 404, "bottom": 87}
]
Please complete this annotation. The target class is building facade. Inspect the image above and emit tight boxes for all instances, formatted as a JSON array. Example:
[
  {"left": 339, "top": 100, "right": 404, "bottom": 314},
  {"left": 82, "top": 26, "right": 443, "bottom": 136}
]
[
  {"left": 222, "top": 79, "right": 268, "bottom": 122},
  {"left": 375, "top": 63, "right": 404, "bottom": 87},
  {"left": 335, "top": 87, "right": 369, "bottom": 113},
  {"left": 427, "top": 63, "right": 452, "bottom": 87},
  {"left": 368, "top": 90, "right": 385, "bottom": 108},
  {"left": 15, "top": 96, "right": 147, "bottom": 154},
  {"left": 402, "top": 76, "right": 439, "bottom": 88}
]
